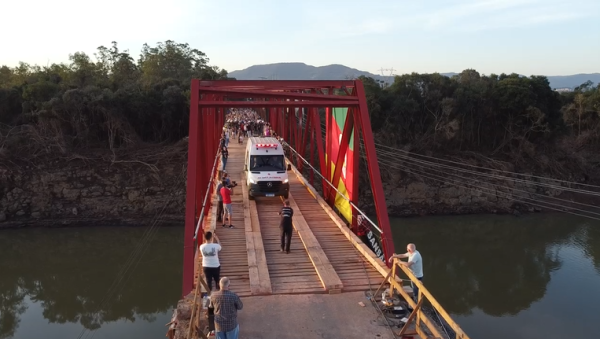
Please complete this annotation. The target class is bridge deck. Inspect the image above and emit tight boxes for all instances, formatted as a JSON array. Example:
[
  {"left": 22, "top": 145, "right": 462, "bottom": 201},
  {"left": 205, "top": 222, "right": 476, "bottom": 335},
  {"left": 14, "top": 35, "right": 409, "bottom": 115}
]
[
  {"left": 202, "top": 142, "right": 252, "bottom": 296},
  {"left": 198, "top": 140, "right": 390, "bottom": 297},
  {"left": 189, "top": 137, "right": 453, "bottom": 339},
  {"left": 288, "top": 175, "right": 387, "bottom": 292}
]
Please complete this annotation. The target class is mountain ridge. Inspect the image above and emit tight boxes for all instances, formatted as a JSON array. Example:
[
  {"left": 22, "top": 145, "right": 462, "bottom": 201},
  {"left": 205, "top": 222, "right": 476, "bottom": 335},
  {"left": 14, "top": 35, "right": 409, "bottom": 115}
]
[{"left": 228, "top": 62, "right": 599, "bottom": 90}]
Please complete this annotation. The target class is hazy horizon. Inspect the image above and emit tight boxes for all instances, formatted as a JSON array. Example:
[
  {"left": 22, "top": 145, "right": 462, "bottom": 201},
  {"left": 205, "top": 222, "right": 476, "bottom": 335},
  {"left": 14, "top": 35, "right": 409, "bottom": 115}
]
[{"left": 2, "top": 0, "right": 599, "bottom": 76}]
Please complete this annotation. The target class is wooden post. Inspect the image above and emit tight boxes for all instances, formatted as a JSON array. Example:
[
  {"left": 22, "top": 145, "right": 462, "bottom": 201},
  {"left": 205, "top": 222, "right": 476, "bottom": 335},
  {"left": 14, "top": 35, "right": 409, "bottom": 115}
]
[{"left": 398, "top": 295, "right": 424, "bottom": 337}]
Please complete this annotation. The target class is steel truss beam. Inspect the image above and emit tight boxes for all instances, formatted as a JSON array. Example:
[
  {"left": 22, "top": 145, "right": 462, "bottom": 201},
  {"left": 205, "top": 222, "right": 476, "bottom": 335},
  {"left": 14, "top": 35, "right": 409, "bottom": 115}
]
[
  {"left": 182, "top": 80, "right": 394, "bottom": 297},
  {"left": 200, "top": 88, "right": 355, "bottom": 101},
  {"left": 199, "top": 80, "right": 355, "bottom": 88},
  {"left": 197, "top": 101, "right": 358, "bottom": 108}
]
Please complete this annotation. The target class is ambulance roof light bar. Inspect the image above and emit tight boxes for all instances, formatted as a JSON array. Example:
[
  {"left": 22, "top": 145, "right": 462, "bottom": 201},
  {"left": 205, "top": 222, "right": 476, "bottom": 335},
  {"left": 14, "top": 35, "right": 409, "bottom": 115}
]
[{"left": 255, "top": 143, "right": 278, "bottom": 150}]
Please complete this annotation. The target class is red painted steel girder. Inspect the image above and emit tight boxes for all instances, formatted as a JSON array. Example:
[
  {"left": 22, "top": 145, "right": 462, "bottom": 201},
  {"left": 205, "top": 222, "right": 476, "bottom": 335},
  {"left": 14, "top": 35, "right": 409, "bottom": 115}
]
[
  {"left": 199, "top": 80, "right": 355, "bottom": 89},
  {"left": 183, "top": 79, "right": 395, "bottom": 297},
  {"left": 197, "top": 101, "right": 358, "bottom": 108},
  {"left": 200, "top": 88, "right": 355, "bottom": 101}
]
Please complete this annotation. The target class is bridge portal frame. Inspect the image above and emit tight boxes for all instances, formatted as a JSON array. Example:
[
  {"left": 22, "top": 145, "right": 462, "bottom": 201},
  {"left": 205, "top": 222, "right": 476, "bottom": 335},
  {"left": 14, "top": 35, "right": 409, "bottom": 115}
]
[{"left": 183, "top": 80, "right": 394, "bottom": 296}]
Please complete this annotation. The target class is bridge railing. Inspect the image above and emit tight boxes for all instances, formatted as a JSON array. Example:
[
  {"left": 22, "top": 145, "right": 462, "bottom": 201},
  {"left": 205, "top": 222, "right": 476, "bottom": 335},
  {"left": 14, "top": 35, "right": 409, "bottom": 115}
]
[
  {"left": 183, "top": 147, "right": 221, "bottom": 339},
  {"left": 280, "top": 139, "right": 389, "bottom": 263},
  {"left": 185, "top": 259, "right": 212, "bottom": 339},
  {"left": 385, "top": 259, "right": 470, "bottom": 339},
  {"left": 193, "top": 148, "right": 221, "bottom": 247}
]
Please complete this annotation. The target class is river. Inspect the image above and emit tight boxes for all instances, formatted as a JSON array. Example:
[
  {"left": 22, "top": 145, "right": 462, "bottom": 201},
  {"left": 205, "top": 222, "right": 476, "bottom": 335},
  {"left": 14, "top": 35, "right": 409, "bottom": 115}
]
[{"left": 1, "top": 213, "right": 600, "bottom": 339}]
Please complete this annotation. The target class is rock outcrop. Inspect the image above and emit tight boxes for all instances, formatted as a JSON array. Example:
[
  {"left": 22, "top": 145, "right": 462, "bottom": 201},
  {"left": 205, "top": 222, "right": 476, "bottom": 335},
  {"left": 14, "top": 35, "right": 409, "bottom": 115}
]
[
  {"left": 2, "top": 143, "right": 597, "bottom": 227},
  {"left": 0, "top": 145, "right": 187, "bottom": 228}
]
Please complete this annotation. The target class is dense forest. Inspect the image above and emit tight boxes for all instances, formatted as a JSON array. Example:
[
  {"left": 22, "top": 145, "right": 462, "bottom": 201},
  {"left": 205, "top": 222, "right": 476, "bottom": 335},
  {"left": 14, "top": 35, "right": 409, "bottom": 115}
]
[
  {"left": 1, "top": 40, "right": 600, "bottom": 173},
  {"left": 0, "top": 41, "right": 230, "bottom": 158},
  {"left": 360, "top": 72, "right": 600, "bottom": 172}
]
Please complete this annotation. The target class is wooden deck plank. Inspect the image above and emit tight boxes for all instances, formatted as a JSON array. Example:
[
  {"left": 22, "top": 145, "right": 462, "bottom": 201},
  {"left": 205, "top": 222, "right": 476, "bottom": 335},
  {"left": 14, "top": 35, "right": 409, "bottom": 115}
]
[
  {"left": 253, "top": 196, "right": 324, "bottom": 295},
  {"left": 195, "top": 142, "right": 251, "bottom": 296},
  {"left": 242, "top": 179, "right": 272, "bottom": 295},
  {"left": 195, "top": 139, "right": 391, "bottom": 298},
  {"left": 284, "top": 160, "right": 391, "bottom": 293},
  {"left": 285, "top": 192, "right": 344, "bottom": 293}
]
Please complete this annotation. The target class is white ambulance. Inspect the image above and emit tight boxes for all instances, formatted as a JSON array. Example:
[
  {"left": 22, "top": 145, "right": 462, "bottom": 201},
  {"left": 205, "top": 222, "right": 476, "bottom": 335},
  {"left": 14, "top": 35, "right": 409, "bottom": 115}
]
[{"left": 244, "top": 137, "right": 291, "bottom": 199}]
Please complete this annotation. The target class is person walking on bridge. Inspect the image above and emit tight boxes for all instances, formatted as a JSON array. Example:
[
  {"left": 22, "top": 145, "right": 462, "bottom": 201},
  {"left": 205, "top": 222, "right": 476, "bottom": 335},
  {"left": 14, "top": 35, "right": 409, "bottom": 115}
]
[
  {"left": 210, "top": 277, "right": 243, "bottom": 339},
  {"left": 278, "top": 200, "right": 294, "bottom": 254},
  {"left": 388, "top": 243, "right": 423, "bottom": 301},
  {"left": 200, "top": 231, "right": 221, "bottom": 292}
]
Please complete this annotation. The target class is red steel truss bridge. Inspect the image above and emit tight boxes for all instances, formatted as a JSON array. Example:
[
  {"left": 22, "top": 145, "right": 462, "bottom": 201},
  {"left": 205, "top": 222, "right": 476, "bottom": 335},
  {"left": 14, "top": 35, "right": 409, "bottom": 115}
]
[{"left": 181, "top": 79, "right": 470, "bottom": 339}]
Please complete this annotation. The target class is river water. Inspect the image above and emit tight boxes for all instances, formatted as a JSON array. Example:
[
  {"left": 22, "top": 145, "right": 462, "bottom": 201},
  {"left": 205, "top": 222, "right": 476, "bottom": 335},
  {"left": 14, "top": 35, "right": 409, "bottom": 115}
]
[{"left": 1, "top": 213, "right": 600, "bottom": 339}]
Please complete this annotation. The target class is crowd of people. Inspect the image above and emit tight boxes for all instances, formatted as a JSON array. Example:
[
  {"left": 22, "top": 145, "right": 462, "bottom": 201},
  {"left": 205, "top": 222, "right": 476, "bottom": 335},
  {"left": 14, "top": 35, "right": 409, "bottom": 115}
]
[
  {"left": 225, "top": 108, "right": 276, "bottom": 141},
  {"left": 218, "top": 109, "right": 276, "bottom": 173}
]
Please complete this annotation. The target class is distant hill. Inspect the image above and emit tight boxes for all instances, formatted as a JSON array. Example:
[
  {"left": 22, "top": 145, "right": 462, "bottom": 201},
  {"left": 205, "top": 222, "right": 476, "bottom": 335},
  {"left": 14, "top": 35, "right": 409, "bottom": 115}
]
[
  {"left": 228, "top": 63, "right": 599, "bottom": 90},
  {"left": 544, "top": 74, "right": 600, "bottom": 89},
  {"left": 228, "top": 62, "right": 393, "bottom": 83}
]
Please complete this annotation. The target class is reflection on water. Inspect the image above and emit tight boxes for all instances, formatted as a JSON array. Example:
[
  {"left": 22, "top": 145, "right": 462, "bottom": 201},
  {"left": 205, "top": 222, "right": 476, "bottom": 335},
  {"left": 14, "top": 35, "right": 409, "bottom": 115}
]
[
  {"left": 3, "top": 214, "right": 600, "bottom": 339},
  {"left": 0, "top": 227, "right": 182, "bottom": 339},
  {"left": 391, "top": 213, "right": 600, "bottom": 339}
]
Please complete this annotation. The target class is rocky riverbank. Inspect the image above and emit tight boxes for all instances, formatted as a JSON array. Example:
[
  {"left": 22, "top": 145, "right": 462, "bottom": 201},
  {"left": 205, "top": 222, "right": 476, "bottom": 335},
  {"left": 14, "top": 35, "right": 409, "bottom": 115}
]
[
  {"left": 2, "top": 142, "right": 599, "bottom": 228},
  {"left": 0, "top": 143, "right": 188, "bottom": 228}
]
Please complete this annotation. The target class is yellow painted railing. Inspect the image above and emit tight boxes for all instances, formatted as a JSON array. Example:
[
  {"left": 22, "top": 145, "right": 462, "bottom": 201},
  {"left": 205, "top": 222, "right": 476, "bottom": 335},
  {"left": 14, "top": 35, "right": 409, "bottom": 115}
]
[
  {"left": 377, "top": 259, "right": 470, "bottom": 339},
  {"left": 186, "top": 258, "right": 211, "bottom": 339}
]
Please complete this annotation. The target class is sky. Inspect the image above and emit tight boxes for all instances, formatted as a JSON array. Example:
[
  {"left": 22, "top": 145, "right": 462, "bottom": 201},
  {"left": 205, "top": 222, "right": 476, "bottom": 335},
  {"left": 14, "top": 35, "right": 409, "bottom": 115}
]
[{"left": 1, "top": 0, "right": 599, "bottom": 76}]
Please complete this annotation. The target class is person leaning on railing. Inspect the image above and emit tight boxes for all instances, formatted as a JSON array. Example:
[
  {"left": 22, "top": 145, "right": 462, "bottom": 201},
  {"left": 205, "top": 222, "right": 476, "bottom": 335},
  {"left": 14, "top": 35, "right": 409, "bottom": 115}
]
[
  {"left": 388, "top": 243, "right": 423, "bottom": 302},
  {"left": 216, "top": 179, "right": 224, "bottom": 223}
]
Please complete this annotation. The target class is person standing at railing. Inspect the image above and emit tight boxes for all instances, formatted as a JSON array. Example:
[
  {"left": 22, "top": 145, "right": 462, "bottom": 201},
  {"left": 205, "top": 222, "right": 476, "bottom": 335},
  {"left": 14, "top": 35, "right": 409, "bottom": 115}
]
[
  {"left": 216, "top": 179, "right": 224, "bottom": 223},
  {"left": 388, "top": 243, "right": 423, "bottom": 302},
  {"left": 200, "top": 231, "right": 222, "bottom": 292},
  {"left": 222, "top": 171, "right": 231, "bottom": 186},
  {"left": 221, "top": 146, "right": 229, "bottom": 171},
  {"left": 278, "top": 200, "right": 294, "bottom": 254},
  {"left": 220, "top": 179, "right": 234, "bottom": 228}
]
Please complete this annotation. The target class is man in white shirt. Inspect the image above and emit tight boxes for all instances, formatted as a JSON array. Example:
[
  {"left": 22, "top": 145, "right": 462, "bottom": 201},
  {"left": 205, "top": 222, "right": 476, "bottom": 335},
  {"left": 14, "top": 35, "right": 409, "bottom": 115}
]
[
  {"left": 200, "top": 231, "right": 222, "bottom": 292},
  {"left": 388, "top": 243, "right": 423, "bottom": 302}
]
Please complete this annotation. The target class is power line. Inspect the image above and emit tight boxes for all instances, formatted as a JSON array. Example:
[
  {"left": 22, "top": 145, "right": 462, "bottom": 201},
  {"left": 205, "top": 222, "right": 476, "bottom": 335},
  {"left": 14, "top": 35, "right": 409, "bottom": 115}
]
[
  {"left": 369, "top": 144, "right": 600, "bottom": 197},
  {"left": 372, "top": 147, "right": 600, "bottom": 207},
  {"left": 369, "top": 147, "right": 600, "bottom": 217},
  {"left": 359, "top": 148, "right": 600, "bottom": 222},
  {"left": 373, "top": 142, "right": 600, "bottom": 190},
  {"left": 308, "top": 117, "right": 600, "bottom": 219}
]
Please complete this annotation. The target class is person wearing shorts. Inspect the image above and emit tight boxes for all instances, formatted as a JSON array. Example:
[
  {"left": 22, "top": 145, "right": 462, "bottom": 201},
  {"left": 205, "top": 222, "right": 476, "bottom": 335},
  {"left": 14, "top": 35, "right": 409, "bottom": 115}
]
[{"left": 220, "top": 180, "right": 234, "bottom": 228}]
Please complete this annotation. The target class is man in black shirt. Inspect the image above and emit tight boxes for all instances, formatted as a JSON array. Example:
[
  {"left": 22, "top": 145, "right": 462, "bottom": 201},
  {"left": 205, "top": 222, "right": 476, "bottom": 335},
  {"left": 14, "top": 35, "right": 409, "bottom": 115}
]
[
  {"left": 221, "top": 146, "right": 229, "bottom": 171},
  {"left": 278, "top": 200, "right": 294, "bottom": 254}
]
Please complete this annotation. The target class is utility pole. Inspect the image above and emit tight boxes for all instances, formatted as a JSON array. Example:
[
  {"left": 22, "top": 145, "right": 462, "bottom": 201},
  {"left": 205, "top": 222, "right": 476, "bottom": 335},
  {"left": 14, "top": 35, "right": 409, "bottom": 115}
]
[{"left": 377, "top": 68, "right": 397, "bottom": 88}]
